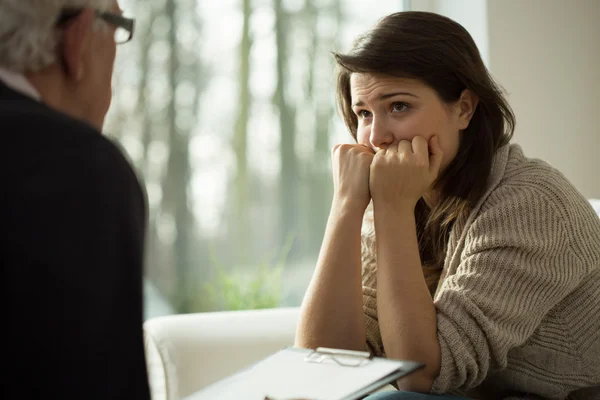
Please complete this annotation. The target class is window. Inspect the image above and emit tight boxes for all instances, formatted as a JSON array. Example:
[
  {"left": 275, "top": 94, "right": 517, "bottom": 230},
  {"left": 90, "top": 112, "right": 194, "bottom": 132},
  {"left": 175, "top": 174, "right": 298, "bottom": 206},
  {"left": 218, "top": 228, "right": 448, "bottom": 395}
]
[{"left": 106, "top": 0, "right": 408, "bottom": 318}]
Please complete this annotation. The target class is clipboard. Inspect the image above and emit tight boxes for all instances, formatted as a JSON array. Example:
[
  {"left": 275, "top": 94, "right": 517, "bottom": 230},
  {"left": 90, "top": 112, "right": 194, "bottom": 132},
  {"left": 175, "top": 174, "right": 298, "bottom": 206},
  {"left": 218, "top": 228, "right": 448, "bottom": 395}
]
[{"left": 185, "top": 347, "right": 424, "bottom": 400}]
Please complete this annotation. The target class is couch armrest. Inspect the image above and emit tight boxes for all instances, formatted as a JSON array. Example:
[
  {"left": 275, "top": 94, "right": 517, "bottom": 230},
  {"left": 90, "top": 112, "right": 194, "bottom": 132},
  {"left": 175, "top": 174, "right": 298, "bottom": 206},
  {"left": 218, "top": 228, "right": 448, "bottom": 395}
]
[{"left": 144, "top": 307, "right": 301, "bottom": 400}]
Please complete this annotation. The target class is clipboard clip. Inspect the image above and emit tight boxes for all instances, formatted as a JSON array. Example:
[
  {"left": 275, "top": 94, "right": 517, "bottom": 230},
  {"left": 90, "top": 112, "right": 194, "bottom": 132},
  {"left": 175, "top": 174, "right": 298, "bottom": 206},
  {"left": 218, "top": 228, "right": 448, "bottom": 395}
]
[{"left": 304, "top": 347, "right": 372, "bottom": 367}]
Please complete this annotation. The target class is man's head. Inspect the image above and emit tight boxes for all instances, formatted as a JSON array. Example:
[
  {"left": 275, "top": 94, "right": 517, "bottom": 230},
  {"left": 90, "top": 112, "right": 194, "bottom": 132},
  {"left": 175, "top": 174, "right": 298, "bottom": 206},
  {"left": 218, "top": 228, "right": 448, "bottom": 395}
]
[{"left": 0, "top": 0, "right": 134, "bottom": 131}]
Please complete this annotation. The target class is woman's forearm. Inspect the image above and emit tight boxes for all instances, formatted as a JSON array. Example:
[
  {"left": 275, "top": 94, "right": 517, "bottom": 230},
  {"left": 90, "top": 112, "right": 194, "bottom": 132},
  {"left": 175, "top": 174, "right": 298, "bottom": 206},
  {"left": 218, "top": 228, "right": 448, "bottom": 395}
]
[
  {"left": 294, "top": 199, "right": 366, "bottom": 351},
  {"left": 374, "top": 206, "right": 441, "bottom": 392}
]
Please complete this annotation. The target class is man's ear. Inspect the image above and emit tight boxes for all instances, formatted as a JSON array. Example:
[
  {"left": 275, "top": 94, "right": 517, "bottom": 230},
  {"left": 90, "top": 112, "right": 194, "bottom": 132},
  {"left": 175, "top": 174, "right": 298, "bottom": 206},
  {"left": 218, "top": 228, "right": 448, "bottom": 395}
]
[
  {"left": 60, "top": 8, "right": 94, "bottom": 82},
  {"left": 457, "top": 89, "right": 479, "bottom": 130}
]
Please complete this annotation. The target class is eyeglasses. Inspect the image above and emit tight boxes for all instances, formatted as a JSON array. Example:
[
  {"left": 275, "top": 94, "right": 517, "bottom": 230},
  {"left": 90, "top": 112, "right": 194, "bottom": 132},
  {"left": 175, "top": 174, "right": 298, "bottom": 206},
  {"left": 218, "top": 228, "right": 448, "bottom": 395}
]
[
  {"left": 56, "top": 8, "right": 135, "bottom": 44},
  {"left": 304, "top": 348, "right": 372, "bottom": 367}
]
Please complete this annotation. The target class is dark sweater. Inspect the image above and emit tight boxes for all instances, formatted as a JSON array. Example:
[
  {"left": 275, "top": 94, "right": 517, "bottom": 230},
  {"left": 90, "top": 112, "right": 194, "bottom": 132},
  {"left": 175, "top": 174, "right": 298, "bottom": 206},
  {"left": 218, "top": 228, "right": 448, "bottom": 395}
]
[{"left": 0, "top": 83, "right": 150, "bottom": 399}]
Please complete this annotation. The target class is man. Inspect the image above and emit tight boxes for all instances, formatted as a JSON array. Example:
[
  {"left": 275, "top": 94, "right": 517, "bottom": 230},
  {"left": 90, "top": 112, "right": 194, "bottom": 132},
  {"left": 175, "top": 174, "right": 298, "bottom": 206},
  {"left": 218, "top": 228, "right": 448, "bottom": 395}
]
[{"left": 0, "top": 0, "right": 150, "bottom": 398}]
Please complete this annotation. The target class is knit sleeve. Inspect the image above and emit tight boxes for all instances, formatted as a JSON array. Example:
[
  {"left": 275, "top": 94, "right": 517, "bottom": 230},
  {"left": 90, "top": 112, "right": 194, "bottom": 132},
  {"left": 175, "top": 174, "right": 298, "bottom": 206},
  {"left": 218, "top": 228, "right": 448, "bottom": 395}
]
[{"left": 430, "top": 185, "right": 592, "bottom": 393}]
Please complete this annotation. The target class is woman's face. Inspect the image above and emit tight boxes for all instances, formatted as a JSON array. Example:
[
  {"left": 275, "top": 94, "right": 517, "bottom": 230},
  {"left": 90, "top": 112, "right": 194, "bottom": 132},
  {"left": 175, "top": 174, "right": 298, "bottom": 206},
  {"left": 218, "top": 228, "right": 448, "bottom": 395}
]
[{"left": 350, "top": 73, "right": 476, "bottom": 173}]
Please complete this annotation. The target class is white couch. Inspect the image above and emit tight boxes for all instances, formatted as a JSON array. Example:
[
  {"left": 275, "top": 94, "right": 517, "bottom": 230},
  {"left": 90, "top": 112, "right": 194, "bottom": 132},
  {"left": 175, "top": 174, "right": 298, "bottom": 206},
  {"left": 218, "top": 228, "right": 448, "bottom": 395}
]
[
  {"left": 144, "top": 307, "right": 301, "bottom": 399},
  {"left": 144, "top": 200, "right": 600, "bottom": 400}
]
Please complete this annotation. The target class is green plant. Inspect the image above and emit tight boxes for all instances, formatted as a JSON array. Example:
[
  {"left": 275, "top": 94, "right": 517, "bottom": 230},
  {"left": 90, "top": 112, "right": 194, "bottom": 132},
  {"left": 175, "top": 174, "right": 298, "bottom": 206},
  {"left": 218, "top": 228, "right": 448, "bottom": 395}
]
[{"left": 203, "top": 233, "right": 295, "bottom": 311}]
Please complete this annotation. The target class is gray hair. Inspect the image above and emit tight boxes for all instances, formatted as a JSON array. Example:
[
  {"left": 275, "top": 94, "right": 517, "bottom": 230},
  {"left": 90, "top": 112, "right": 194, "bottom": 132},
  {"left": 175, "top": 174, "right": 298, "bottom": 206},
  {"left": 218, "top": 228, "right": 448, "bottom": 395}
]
[{"left": 0, "top": 0, "right": 113, "bottom": 72}]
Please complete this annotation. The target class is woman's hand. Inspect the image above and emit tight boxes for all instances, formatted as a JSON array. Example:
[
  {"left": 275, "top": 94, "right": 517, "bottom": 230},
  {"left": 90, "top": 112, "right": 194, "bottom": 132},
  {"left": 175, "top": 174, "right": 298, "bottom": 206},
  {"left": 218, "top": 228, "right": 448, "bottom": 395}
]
[
  {"left": 331, "top": 144, "right": 375, "bottom": 213},
  {"left": 370, "top": 136, "right": 443, "bottom": 210}
]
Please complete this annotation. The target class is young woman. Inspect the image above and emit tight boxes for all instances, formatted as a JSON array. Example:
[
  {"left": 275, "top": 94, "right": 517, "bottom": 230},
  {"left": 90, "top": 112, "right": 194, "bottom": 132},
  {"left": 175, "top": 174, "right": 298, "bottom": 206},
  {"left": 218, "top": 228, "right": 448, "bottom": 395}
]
[{"left": 295, "top": 11, "right": 600, "bottom": 400}]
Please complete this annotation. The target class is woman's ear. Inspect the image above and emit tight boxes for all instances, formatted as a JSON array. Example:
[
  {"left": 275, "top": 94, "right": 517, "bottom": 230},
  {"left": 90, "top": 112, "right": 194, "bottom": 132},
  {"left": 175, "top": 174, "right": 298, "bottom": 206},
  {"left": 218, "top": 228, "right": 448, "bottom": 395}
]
[
  {"left": 457, "top": 89, "right": 479, "bottom": 130},
  {"left": 60, "top": 8, "right": 94, "bottom": 82}
]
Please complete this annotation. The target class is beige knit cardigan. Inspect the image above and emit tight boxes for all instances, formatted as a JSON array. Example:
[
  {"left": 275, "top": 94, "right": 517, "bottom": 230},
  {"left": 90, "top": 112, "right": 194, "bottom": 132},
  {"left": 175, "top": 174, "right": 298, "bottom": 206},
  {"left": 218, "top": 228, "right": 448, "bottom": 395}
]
[{"left": 361, "top": 144, "right": 600, "bottom": 400}]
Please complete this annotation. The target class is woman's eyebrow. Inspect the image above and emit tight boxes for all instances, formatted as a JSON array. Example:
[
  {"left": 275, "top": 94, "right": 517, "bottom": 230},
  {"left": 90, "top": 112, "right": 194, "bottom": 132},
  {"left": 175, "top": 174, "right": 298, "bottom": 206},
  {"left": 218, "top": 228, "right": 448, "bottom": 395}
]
[{"left": 352, "top": 92, "right": 418, "bottom": 107}]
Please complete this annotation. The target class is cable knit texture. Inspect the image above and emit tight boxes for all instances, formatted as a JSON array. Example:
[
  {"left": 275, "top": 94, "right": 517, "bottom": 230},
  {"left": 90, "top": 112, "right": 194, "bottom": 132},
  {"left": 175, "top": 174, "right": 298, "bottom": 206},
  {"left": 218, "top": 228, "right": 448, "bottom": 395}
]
[{"left": 361, "top": 144, "right": 600, "bottom": 400}]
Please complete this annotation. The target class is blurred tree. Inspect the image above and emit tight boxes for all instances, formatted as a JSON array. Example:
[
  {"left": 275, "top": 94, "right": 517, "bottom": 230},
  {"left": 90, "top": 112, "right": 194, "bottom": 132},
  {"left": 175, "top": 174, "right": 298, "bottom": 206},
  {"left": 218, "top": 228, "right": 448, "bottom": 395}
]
[
  {"left": 230, "top": 0, "right": 253, "bottom": 260},
  {"left": 274, "top": 0, "right": 299, "bottom": 256},
  {"left": 303, "top": 0, "right": 341, "bottom": 256},
  {"left": 161, "top": 0, "right": 206, "bottom": 313},
  {"left": 108, "top": 0, "right": 207, "bottom": 313},
  {"left": 133, "top": 2, "right": 163, "bottom": 303}
]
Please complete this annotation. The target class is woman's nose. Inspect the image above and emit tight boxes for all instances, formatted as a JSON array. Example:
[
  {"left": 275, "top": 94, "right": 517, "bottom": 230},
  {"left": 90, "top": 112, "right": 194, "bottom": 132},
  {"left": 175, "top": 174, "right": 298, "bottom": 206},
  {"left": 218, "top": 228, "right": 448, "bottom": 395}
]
[{"left": 369, "top": 116, "right": 394, "bottom": 150}]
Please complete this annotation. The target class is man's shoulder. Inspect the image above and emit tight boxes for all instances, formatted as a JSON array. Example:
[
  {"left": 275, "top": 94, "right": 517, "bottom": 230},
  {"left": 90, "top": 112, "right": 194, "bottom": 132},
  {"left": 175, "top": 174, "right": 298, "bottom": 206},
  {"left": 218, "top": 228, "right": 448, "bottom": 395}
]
[
  {"left": 1, "top": 95, "right": 100, "bottom": 143},
  {"left": 0, "top": 101, "right": 145, "bottom": 219},
  {"left": 0, "top": 99, "right": 137, "bottom": 184}
]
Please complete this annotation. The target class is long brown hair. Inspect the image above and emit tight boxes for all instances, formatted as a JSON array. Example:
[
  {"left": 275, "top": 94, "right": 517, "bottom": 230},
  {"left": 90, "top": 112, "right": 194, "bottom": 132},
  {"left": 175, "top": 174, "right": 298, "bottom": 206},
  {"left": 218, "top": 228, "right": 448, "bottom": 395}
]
[{"left": 334, "top": 11, "right": 515, "bottom": 295}]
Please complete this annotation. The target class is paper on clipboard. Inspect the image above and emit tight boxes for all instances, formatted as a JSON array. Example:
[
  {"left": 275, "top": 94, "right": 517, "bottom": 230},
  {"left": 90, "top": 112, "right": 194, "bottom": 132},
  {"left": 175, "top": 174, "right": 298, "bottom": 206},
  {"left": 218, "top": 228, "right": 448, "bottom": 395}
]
[{"left": 185, "top": 347, "right": 424, "bottom": 400}]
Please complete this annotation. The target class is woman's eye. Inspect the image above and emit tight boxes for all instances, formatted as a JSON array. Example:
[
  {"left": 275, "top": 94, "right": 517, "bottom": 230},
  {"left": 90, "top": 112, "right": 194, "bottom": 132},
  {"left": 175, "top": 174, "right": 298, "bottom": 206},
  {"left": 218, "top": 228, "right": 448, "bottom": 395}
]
[
  {"left": 358, "top": 110, "right": 372, "bottom": 119},
  {"left": 391, "top": 102, "right": 409, "bottom": 112}
]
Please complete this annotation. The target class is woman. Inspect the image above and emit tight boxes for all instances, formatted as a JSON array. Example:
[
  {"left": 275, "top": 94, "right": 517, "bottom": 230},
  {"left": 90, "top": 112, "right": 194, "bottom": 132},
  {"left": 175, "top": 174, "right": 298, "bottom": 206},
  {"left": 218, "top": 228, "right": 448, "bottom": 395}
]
[{"left": 295, "top": 11, "right": 600, "bottom": 400}]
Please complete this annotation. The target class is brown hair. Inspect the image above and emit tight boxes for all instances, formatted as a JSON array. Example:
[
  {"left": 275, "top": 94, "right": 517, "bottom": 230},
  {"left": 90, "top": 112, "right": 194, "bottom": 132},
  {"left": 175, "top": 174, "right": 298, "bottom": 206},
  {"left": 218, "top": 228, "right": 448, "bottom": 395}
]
[{"left": 334, "top": 11, "right": 515, "bottom": 295}]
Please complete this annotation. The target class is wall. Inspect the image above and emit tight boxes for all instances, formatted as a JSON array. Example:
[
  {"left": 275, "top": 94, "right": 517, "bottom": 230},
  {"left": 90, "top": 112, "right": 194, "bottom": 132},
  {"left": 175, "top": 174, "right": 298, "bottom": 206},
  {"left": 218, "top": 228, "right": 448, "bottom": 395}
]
[{"left": 487, "top": 0, "right": 600, "bottom": 198}]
